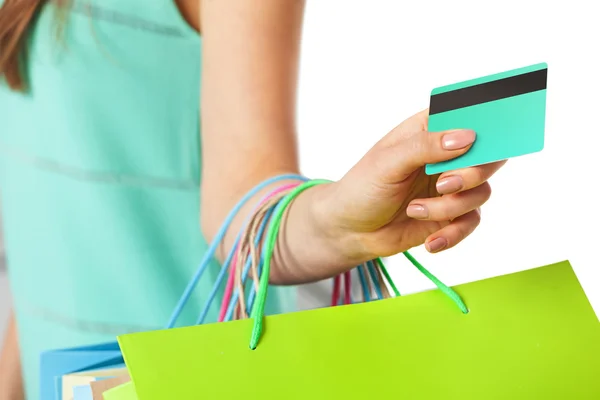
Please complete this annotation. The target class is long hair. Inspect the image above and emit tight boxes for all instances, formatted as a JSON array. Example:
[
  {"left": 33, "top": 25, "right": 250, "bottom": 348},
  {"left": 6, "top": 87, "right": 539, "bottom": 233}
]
[{"left": 0, "top": 0, "right": 54, "bottom": 91}]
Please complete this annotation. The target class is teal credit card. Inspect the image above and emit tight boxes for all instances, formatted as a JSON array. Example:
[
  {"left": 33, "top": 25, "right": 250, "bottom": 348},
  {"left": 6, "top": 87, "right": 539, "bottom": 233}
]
[{"left": 425, "top": 63, "right": 548, "bottom": 175}]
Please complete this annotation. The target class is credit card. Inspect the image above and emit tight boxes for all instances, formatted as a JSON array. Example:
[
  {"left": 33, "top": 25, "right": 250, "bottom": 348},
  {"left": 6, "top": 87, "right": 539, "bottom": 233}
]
[{"left": 425, "top": 63, "right": 548, "bottom": 175}]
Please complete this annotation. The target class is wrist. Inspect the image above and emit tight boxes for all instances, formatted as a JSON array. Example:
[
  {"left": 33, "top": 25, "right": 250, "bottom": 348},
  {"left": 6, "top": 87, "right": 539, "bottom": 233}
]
[
  {"left": 304, "top": 181, "right": 371, "bottom": 267},
  {"left": 270, "top": 179, "right": 373, "bottom": 285}
]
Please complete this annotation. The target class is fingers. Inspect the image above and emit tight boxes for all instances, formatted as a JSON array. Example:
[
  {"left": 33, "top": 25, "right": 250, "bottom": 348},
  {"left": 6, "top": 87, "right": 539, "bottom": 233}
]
[
  {"left": 378, "top": 128, "right": 477, "bottom": 183},
  {"left": 406, "top": 182, "right": 491, "bottom": 221},
  {"left": 424, "top": 209, "right": 481, "bottom": 253},
  {"left": 436, "top": 160, "right": 507, "bottom": 195}
]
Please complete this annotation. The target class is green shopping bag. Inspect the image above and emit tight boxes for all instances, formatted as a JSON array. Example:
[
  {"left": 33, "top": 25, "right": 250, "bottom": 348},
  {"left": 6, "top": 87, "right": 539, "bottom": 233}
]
[{"left": 117, "top": 260, "right": 599, "bottom": 398}]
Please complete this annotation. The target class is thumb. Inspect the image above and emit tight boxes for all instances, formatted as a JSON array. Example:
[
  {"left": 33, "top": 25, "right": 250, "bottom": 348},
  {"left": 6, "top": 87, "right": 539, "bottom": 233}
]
[{"left": 376, "top": 128, "right": 476, "bottom": 184}]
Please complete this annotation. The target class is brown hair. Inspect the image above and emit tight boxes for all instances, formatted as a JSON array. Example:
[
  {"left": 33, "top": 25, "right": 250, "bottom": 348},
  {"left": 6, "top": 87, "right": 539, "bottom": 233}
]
[{"left": 0, "top": 0, "right": 51, "bottom": 91}]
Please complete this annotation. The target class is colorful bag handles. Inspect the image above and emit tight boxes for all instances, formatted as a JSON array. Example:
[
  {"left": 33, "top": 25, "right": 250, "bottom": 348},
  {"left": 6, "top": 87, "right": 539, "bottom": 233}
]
[
  {"left": 249, "top": 179, "right": 469, "bottom": 350},
  {"left": 165, "top": 174, "right": 308, "bottom": 329},
  {"left": 218, "top": 182, "right": 301, "bottom": 321}
]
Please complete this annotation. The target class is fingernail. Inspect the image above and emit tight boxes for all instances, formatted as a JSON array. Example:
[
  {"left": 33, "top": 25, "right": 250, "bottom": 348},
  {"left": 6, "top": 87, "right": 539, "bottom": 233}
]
[
  {"left": 436, "top": 175, "right": 463, "bottom": 195},
  {"left": 442, "top": 130, "right": 476, "bottom": 150},
  {"left": 426, "top": 237, "right": 447, "bottom": 253},
  {"left": 406, "top": 204, "right": 428, "bottom": 219}
]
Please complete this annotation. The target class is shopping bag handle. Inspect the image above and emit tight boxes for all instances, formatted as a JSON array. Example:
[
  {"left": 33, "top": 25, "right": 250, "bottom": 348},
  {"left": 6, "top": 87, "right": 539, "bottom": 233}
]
[
  {"left": 249, "top": 179, "right": 469, "bottom": 350},
  {"left": 165, "top": 174, "right": 309, "bottom": 329}
]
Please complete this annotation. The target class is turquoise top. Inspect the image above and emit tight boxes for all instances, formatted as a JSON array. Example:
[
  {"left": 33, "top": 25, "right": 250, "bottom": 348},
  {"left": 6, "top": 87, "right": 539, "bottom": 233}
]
[{"left": 0, "top": 1, "right": 295, "bottom": 398}]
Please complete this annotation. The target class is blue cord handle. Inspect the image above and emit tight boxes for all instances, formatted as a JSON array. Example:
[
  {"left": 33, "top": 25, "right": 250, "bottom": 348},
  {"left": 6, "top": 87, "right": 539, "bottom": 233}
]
[
  {"left": 165, "top": 174, "right": 307, "bottom": 329},
  {"left": 367, "top": 260, "right": 383, "bottom": 300},
  {"left": 195, "top": 230, "right": 242, "bottom": 325},
  {"left": 356, "top": 264, "right": 371, "bottom": 302}
]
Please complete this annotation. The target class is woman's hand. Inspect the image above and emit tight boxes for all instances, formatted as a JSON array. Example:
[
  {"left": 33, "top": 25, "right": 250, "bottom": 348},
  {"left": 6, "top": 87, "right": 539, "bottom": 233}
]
[{"left": 318, "top": 109, "right": 505, "bottom": 262}]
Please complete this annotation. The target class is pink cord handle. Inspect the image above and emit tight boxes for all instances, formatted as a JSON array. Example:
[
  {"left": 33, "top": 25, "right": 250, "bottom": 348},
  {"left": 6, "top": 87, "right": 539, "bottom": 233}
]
[
  {"left": 331, "top": 275, "right": 341, "bottom": 307},
  {"left": 343, "top": 271, "right": 352, "bottom": 305},
  {"left": 217, "top": 183, "right": 301, "bottom": 322}
]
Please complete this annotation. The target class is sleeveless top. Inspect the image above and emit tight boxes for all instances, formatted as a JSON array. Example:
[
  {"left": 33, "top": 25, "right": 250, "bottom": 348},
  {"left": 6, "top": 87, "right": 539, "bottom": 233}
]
[{"left": 0, "top": 1, "right": 296, "bottom": 398}]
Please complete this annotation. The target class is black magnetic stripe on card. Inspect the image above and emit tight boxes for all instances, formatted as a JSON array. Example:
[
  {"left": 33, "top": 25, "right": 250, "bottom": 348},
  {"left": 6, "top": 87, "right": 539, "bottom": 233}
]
[{"left": 429, "top": 68, "right": 547, "bottom": 115}]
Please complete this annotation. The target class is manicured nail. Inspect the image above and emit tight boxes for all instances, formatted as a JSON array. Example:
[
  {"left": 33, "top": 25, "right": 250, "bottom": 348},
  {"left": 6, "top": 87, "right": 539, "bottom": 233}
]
[
  {"left": 442, "top": 130, "right": 476, "bottom": 150},
  {"left": 406, "top": 204, "right": 428, "bottom": 219},
  {"left": 426, "top": 237, "right": 447, "bottom": 253},
  {"left": 436, "top": 175, "right": 463, "bottom": 195}
]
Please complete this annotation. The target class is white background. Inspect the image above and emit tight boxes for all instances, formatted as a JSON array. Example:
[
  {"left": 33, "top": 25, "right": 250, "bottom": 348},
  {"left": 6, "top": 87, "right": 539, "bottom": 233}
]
[
  {"left": 296, "top": 0, "right": 599, "bottom": 311},
  {"left": 1, "top": 0, "right": 599, "bottom": 339}
]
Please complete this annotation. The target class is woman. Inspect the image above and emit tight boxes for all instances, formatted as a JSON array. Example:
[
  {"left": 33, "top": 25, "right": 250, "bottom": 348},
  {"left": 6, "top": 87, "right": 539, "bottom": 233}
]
[{"left": 0, "top": 0, "right": 504, "bottom": 399}]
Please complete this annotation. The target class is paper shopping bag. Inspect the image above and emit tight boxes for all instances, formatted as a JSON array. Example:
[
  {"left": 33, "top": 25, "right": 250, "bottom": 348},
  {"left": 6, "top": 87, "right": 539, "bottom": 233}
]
[
  {"left": 118, "top": 260, "right": 600, "bottom": 399},
  {"left": 62, "top": 367, "right": 128, "bottom": 400},
  {"left": 41, "top": 341, "right": 123, "bottom": 400},
  {"left": 90, "top": 376, "right": 131, "bottom": 400}
]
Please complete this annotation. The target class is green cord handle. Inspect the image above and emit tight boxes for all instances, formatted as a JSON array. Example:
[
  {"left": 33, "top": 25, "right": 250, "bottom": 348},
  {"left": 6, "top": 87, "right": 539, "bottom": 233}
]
[
  {"left": 375, "top": 257, "right": 400, "bottom": 297},
  {"left": 249, "top": 179, "right": 467, "bottom": 350},
  {"left": 402, "top": 251, "right": 468, "bottom": 314}
]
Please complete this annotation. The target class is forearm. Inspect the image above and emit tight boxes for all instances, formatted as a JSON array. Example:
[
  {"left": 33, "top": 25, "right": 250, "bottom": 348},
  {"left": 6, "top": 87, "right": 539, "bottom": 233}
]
[{"left": 0, "top": 312, "right": 24, "bottom": 400}]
